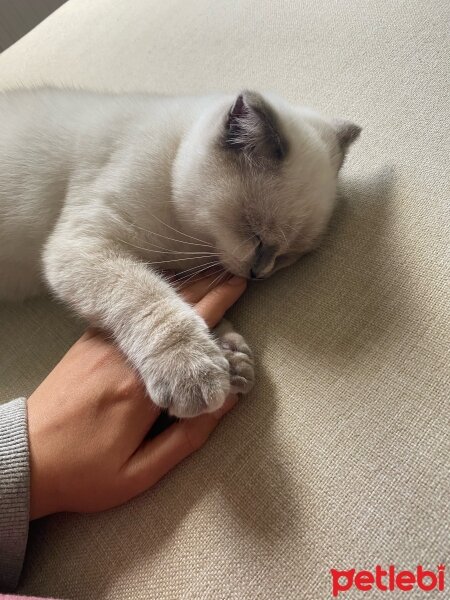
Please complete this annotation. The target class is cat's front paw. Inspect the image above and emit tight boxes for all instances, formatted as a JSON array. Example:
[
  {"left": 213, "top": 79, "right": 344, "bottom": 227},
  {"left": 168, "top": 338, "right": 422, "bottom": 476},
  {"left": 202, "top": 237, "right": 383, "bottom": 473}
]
[
  {"left": 145, "top": 334, "right": 231, "bottom": 418},
  {"left": 218, "top": 331, "right": 255, "bottom": 395}
]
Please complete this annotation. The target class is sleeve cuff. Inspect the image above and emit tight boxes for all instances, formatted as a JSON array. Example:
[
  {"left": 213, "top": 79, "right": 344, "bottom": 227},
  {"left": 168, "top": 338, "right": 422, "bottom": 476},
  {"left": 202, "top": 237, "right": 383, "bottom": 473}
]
[{"left": 0, "top": 398, "right": 30, "bottom": 592}]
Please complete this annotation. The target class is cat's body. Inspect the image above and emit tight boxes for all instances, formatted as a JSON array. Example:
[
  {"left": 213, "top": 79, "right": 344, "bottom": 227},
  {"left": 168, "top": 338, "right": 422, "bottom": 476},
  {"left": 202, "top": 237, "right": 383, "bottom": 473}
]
[
  {"left": 0, "top": 89, "right": 210, "bottom": 298},
  {"left": 0, "top": 88, "right": 360, "bottom": 417}
]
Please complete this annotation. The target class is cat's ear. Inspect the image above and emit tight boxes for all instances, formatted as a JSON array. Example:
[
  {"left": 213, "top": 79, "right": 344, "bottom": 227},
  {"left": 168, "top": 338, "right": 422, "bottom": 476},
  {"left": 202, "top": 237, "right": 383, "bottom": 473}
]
[
  {"left": 332, "top": 118, "right": 362, "bottom": 168},
  {"left": 223, "top": 91, "right": 288, "bottom": 163}
]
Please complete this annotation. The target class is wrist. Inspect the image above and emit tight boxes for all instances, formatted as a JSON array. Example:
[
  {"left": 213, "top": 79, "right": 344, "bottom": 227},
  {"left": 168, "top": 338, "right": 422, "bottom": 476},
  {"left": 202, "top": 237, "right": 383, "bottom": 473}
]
[{"left": 27, "top": 392, "right": 61, "bottom": 520}]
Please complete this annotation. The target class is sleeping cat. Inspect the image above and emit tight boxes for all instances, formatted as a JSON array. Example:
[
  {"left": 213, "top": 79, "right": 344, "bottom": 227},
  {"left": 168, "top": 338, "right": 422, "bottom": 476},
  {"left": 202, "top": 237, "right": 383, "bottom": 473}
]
[{"left": 0, "top": 88, "right": 360, "bottom": 417}]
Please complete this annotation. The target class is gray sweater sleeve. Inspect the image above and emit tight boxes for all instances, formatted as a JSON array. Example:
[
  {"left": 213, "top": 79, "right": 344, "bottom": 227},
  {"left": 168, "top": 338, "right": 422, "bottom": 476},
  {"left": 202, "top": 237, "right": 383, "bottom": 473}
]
[{"left": 0, "top": 397, "right": 30, "bottom": 592}]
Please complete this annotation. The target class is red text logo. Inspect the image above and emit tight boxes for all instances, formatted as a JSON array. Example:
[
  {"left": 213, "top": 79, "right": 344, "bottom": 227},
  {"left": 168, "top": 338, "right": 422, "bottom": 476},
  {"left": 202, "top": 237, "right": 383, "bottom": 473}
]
[{"left": 330, "top": 565, "right": 445, "bottom": 597}]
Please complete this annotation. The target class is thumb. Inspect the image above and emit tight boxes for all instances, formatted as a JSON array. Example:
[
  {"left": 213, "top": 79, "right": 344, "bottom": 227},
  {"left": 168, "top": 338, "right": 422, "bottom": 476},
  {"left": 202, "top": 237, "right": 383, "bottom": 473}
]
[{"left": 195, "top": 276, "right": 247, "bottom": 327}]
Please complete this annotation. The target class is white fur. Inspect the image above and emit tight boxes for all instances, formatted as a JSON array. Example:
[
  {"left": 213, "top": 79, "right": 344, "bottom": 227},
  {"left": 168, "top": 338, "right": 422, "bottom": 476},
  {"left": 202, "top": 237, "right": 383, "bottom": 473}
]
[{"left": 0, "top": 88, "right": 359, "bottom": 416}]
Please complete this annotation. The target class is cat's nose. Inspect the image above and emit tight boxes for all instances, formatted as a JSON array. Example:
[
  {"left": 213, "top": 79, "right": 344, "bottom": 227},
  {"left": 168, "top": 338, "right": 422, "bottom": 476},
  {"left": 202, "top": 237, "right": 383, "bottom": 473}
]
[{"left": 249, "top": 267, "right": 268, "bottom": 280}]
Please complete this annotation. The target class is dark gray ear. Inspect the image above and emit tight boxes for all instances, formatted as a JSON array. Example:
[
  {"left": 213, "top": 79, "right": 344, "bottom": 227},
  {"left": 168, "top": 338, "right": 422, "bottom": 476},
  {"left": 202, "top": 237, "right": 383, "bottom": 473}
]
[
  {"left": 224, "top": 91, "right": 288, "bottom": 164},
  {"left": 332, "top": 118, "right": 362, "bottom": 169},
  {"left": 332, "top": 118, "right": 362, "bottom": 152}
]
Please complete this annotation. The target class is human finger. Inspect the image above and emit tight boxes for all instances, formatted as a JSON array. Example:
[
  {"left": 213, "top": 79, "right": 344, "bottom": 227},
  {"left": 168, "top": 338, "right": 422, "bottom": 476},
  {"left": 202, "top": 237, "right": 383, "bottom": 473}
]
[
  {"left": 123, "top": 395, "right": 239, "bottom": 496},
  {"left": 195, "top": 276, "right": 247, "bottom": 328},
  {"left": 173, "top": 269, "right": 227, "bottom": 304}
]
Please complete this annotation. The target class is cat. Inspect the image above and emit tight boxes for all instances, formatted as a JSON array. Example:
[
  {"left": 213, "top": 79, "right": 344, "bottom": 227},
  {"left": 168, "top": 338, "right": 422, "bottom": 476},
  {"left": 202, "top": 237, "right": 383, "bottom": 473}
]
[{"left": 0, "top": 88, "right": 361, "bottom": 417}]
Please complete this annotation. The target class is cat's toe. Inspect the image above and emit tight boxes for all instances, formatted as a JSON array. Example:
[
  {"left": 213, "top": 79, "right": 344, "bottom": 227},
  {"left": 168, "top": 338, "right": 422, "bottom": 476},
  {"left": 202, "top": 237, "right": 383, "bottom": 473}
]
[{"left": 219, "top": 332, "right": 255, "bottom": 395}]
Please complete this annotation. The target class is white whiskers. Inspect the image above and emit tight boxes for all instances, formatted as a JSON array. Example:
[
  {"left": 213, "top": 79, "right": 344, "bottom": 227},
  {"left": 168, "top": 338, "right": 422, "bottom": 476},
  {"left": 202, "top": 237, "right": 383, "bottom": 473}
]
[
  {"left": 175, "top": 262, "right": 223, "bottom": 288},
  {"left": 117, "top": 237, "right": 216, "bottom": 257},
  {"left": 206, "top": 269, "right": 228, "bottom": 291},
  {"left": 110, "top": 212, "right": 235, "bottom": 290},
  {"left": 112, "top": 212, "right": 214, "bottom": 248}
]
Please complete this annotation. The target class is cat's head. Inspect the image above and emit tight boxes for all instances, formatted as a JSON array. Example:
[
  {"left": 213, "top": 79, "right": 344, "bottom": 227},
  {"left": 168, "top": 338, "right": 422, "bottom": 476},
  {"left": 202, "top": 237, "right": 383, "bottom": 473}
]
[{"left": 172, "top": 90, "right": 361, "bottom": 279}]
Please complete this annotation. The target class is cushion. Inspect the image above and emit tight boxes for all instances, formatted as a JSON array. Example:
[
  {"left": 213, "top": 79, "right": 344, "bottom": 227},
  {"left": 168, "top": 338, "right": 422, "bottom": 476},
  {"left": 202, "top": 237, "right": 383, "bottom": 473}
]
[{"left": 0, "top": 0, "right": 448, "bottom": 598}]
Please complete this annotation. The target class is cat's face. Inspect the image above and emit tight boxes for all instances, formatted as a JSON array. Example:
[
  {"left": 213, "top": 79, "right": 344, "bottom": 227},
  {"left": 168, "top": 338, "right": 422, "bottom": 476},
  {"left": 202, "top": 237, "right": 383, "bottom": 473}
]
[{"left": 173, "top": 91, "right": 361, "bottom": 279}]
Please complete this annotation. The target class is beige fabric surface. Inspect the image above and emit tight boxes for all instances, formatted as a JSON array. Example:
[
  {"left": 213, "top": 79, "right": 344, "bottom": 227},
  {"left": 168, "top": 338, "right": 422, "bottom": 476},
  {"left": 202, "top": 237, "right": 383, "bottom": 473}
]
[{"left": 0, "top": 0, "right": 449, "bottom": 598}]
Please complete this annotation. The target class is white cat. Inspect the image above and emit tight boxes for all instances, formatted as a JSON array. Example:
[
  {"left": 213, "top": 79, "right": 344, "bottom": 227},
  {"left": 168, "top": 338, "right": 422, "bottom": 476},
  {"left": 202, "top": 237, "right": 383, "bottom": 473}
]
[{"left": 0, "top": 88, "right": 360, "bottom": 417}]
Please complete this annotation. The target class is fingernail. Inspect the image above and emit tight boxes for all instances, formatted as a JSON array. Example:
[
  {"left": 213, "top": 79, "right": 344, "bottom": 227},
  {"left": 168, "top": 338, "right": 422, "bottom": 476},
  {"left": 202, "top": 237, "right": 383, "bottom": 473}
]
[{"left": 228, "top": 276, "right": 246, "bottom": 286}]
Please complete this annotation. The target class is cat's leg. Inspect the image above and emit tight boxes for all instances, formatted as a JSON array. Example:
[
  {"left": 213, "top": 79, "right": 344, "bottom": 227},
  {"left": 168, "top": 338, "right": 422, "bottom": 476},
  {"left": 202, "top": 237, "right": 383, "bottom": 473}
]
[
  {"left": 214, "top": 319, "right": 255, "bottom": 395},
  {"left": 43, "top": 226, "right": 231, "bottom": 418}
]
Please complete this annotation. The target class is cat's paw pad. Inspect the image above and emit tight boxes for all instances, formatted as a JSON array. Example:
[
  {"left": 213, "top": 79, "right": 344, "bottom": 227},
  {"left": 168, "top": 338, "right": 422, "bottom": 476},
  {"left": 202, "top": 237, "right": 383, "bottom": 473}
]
[{"left": 219, "top": 332, "right": 255, "bottom": 395}]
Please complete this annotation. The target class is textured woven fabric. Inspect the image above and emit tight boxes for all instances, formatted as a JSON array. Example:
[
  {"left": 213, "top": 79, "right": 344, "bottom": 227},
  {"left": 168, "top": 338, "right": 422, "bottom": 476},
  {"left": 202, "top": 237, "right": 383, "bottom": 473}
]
[
  {"left": 0, "top": 596, "right": 60, "bottom": 600},
  {"left": 0, "top": 399, "right": 29, "bottom": 592},
  {"left": 0, "top": 0, "right": 449, "bottom": 598}
]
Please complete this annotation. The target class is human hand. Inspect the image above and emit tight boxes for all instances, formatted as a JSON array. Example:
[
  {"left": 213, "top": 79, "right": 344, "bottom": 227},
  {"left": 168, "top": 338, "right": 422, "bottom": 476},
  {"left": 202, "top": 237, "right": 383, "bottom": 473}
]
[{"left": 27, "top": 274, "right": 247, "bottom": 520}]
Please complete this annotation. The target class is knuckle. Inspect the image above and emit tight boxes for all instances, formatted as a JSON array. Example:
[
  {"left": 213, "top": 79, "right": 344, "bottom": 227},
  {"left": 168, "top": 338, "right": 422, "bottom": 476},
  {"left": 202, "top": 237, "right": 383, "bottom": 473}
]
[{"left": 117, "top": 372, "right": 143, "bottom": 398}]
